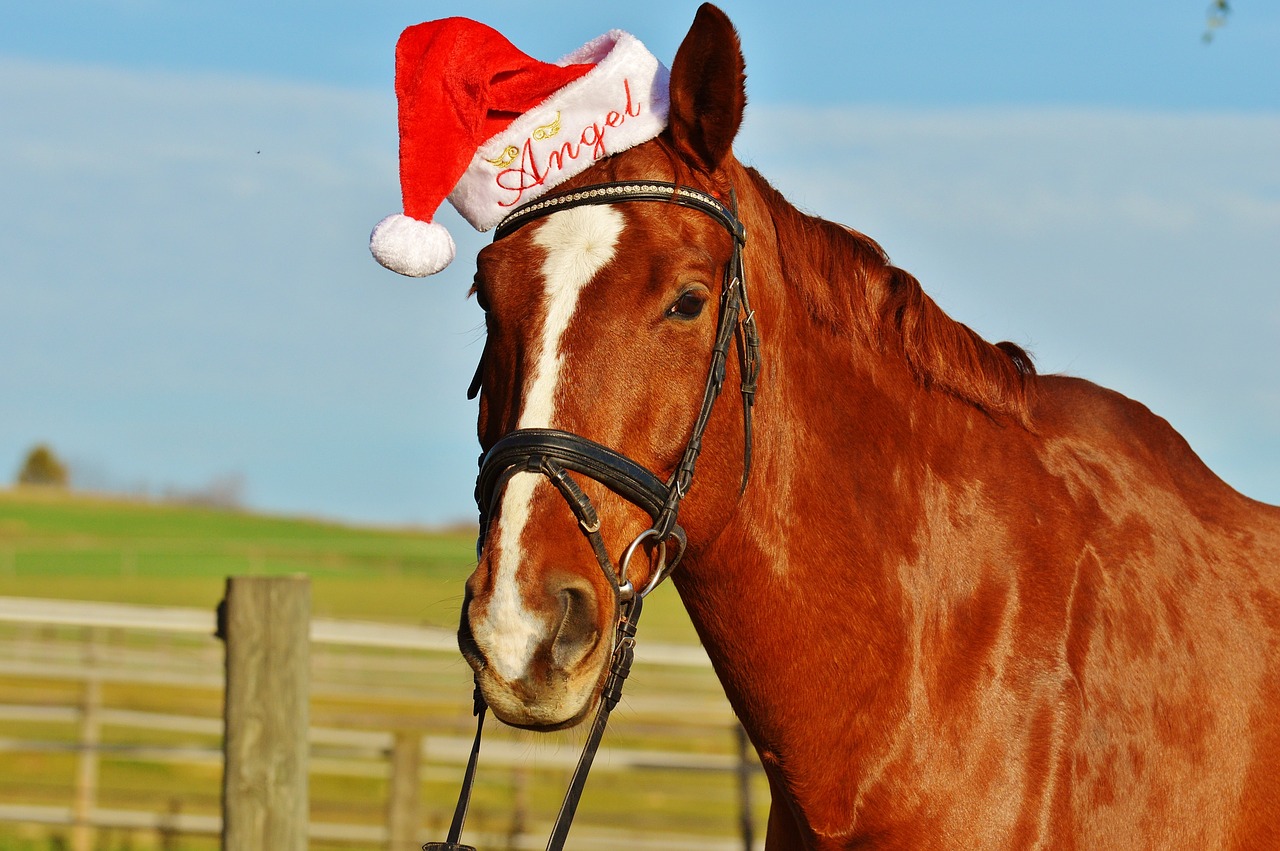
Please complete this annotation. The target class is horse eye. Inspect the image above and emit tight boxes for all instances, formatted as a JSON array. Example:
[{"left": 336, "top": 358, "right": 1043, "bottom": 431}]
[{"left": 668, "top": 291, "right": 706, "bottom": 319}]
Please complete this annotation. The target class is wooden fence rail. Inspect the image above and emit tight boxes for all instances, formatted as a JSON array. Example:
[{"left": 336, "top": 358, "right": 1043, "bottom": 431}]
[{"left": 0, "top": 591, "right": 764, "bottom": 850}]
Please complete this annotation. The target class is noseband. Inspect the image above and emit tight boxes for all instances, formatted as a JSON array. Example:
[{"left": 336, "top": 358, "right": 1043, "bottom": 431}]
[{"left": 431, "top": 180, "right": 761, "bottom": 851}]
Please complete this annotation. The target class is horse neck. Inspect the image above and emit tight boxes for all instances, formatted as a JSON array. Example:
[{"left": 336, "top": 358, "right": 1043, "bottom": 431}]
[
  {"left": 700, "top": 161, "right": 1011, "bottom": 562},
  {"left": 671, "top": 164, "right": 1026, "bottom": 791}
]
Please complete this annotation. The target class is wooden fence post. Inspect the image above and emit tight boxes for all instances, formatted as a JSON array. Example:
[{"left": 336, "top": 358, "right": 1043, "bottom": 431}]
[
  {"left": 219, "top": 575, "right": 311, "bottom": 851},
  {"left": 386, "top": 731, "right": 423, "bottom": 851},
  {"left": 71, "top": 627, "right": 103, "bottom": 851}
]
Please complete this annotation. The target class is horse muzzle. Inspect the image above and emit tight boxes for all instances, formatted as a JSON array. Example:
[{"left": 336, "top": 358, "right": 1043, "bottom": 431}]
[{"left": 458, "top": 568, "right": 614, "bottom": 731}]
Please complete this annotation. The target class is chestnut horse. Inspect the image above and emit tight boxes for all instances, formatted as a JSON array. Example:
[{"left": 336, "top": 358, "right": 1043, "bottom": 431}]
[{"left": 457, "top": 5, "right": 1280, "bottom": 848}]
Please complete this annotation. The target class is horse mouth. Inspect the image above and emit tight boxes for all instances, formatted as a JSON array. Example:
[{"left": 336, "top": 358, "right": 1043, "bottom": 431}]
[
  {"left": 486, "top": 681, "right": 599, "bottom": 732},
  {"left": 473, "top": 663, "right": 604, "bottom": 732}
]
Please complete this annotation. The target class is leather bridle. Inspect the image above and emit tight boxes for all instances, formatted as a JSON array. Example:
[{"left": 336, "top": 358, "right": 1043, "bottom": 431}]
[{"left": 428, "top": 180, "right": 761, "bottom": 851}]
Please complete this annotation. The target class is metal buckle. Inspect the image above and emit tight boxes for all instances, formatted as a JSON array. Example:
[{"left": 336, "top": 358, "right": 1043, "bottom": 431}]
[{"left": 617, "top": 528, "right": 671, "bottom": 600}]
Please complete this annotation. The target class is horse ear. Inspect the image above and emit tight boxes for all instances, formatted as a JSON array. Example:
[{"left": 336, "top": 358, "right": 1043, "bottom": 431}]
[{"left": 667, "top": 3, "right": 746, "bottom": 174}]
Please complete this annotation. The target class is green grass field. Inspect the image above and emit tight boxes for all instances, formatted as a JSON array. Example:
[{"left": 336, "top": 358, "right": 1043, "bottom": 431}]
[
  {"left": 0, "top": 486, "right": 476, "bottom": 628},
  {"left": 0, "top": 487, "right": 698, "bottom": 642}
]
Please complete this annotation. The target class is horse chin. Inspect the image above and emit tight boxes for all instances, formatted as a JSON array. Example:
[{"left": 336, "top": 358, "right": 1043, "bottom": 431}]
[
  {"left": 481, "top": 680, "right": 598, "bottom": 732},
  {"left": 473, "top": 659, "right": 607, "bottom": 732}
]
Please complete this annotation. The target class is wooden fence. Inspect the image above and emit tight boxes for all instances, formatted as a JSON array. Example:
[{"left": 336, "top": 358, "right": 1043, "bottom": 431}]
[{"left": 0, "top": 588, "right": 765, "bottom": 850}]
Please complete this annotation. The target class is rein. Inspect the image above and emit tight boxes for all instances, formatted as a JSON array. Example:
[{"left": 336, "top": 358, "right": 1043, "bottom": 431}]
[{"left": 429, "top": 180, "right": 760, "bottom": 851}]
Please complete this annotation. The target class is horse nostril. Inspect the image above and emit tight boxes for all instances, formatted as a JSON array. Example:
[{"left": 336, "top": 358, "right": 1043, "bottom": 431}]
[{"left": 551, "top": 580, "right": 602, "bottom": 670}]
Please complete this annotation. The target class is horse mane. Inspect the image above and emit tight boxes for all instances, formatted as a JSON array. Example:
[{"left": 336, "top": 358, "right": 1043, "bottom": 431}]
[{"left": 744, "top": 168, "right": 1037, "bottom": 427}]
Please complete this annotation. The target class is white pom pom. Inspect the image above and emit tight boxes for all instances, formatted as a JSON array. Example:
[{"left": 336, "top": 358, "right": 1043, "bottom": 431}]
[{"left": 369, "top": 214, "right": 456, "bottom": 277}]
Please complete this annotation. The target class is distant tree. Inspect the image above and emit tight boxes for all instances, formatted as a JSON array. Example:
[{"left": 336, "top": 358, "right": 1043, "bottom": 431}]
[{"left": 16, "top": 444, "right": 69, "bottom": 488}]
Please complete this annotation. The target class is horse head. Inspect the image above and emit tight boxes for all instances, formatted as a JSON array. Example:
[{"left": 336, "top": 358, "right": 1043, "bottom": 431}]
[{"left": 458, "top": 5, "right": 754, "bottom": 731}]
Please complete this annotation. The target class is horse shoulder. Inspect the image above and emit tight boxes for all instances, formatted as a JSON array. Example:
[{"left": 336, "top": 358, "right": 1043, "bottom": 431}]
[{"left": 1024, "top": 373, "right": 1280, "bottom": 847}]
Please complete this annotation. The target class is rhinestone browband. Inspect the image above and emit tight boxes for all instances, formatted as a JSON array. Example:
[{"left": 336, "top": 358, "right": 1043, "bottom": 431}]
[{"left": 493, "top": 181, "right": 745, "bottom": 244}]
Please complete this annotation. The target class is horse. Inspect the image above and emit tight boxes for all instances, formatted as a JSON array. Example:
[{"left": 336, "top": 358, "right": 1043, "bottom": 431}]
[{"left": 454, "top": 5, "right": 1280, "bottom": 848}]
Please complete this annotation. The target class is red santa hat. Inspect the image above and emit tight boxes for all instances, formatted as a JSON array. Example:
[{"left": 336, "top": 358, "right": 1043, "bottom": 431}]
[{"left": 370, "top": 17, "right": 671, "bottom": 277}]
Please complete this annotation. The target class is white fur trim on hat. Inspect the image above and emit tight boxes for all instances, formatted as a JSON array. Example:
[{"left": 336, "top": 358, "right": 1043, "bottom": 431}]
[
  {"left": 370, "top": 214, "right": 457, "bottom": 278},
  {"left": 449, "top": 30, "right": 670, "bottom": 231}
]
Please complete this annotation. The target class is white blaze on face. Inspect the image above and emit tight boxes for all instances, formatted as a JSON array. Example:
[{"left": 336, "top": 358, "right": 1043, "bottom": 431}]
[{"left": 475, "top": 205, "right": 625, "bottom": 682}]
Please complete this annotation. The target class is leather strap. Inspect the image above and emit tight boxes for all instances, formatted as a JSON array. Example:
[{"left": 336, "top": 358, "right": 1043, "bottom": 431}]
[
  {"left": 477, "top": 428, "right": 672, "bottom": 523},
  {"left": 423, "top": 684, "right": 486, "bottom": 851},
  {"left": 494, "top": 181, "right": 745, "bottom": 244},
  {"left": 544, "top": 592, "right": 642, "bottom": 850}
]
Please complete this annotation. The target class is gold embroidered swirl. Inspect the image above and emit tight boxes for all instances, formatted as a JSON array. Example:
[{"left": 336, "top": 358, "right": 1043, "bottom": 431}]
[
  {"left": 485, "top": 146, "right": 519, "bottom": 168},
  {"left": 532, "top": 112, "right": 561, "bottom": 141},
  {"left": 485, "top": 113, "right": 561, "bottom": 169}
]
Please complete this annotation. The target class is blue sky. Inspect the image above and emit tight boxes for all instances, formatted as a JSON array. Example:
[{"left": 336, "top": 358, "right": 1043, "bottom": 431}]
[{"left": 2, "top": 2, "right": 1277, "bottom": 524}]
